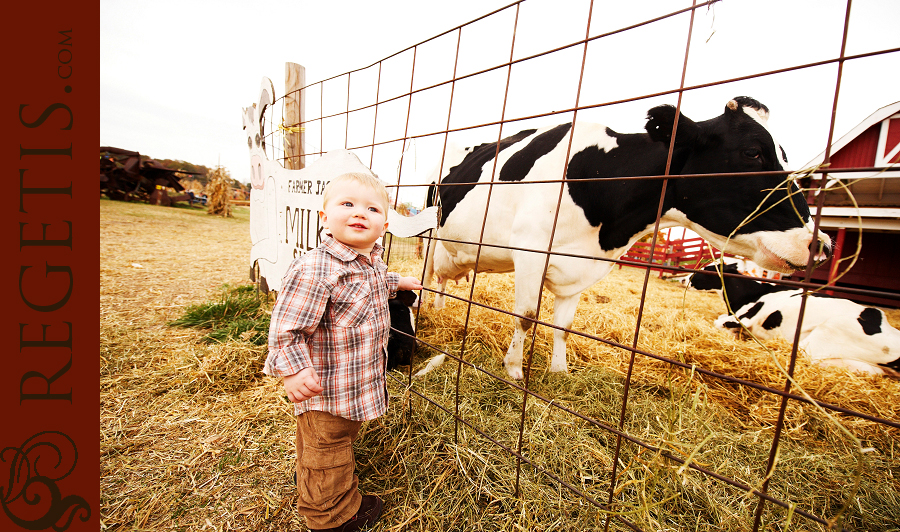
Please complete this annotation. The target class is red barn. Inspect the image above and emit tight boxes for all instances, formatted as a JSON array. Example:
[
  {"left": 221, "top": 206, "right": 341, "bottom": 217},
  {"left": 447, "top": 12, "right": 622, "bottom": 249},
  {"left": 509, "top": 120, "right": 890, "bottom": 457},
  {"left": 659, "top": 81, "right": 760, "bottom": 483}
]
[{"left": 800, "top": 101, "right": 900, "bottom": 307}]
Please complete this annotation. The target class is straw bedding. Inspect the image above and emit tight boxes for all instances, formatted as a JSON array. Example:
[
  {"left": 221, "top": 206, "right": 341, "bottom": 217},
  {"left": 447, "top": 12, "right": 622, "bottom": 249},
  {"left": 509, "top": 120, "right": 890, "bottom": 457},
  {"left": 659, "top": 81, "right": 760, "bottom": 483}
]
[{"left": 100, "top": 198, "right": 900, "bottom": 531}]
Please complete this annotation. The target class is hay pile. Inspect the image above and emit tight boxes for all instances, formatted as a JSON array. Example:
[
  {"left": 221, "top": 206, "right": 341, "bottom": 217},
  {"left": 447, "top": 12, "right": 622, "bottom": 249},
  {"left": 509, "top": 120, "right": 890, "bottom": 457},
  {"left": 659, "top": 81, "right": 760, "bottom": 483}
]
[
  {"left": 392, "top": 262, "right": 900, "bottom": 427},
  {"left": 390, "top": 260, "right": 900, "bottom": 435},
  {"left": 383, "top": 257, "right": 900, "bottom": 530},
  {"left": 101, "top": 198, "right": 899, "bottom": 531},
  {"left": 206, "top": 166, "right": 233, "bottom": 217}
]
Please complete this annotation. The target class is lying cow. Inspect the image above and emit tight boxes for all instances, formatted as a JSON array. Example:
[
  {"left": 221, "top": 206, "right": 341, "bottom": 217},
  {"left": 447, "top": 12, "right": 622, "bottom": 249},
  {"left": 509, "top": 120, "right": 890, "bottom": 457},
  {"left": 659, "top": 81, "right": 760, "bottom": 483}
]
[
  {"left": 423, "top": 96, "right": 832, "bottom": 380},
  {"left": 689, "top": 263, "right": 900, "bottom": 377}
]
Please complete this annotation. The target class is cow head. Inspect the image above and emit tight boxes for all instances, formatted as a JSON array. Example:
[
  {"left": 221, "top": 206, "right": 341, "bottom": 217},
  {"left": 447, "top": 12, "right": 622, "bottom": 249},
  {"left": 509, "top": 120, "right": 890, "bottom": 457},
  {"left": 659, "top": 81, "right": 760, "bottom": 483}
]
[
  {"left": 646, "top": 97, "right": 831, "bottom": 273},
  {"left": 688, "top": 262, "right": 739, "bottom": 291},
  {"left": 242, "top": 78, "right": 275, "bottom": 191}
]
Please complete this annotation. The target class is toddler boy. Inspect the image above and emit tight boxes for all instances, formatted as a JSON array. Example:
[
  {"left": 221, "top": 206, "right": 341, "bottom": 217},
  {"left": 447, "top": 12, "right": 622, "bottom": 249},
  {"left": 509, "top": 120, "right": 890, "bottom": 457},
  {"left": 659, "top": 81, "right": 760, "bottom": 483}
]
[{"left": 264, "top": 172, "right": 422, "bottom": 531}]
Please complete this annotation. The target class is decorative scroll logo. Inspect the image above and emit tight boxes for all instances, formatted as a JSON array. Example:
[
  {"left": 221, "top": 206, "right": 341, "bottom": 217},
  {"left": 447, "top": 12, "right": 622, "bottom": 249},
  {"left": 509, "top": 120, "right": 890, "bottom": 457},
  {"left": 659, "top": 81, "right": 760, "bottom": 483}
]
[{"left": 1, "top": 431, "right": 90, "bottom": 530}]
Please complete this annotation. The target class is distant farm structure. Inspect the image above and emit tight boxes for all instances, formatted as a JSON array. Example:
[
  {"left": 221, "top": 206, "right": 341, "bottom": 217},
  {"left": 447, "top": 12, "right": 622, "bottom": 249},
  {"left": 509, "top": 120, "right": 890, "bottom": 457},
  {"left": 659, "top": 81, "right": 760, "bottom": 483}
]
[
  {"left": 100, "top": 146, "right": 199, "bottom": 205},
  {"left": 100, "top": 146, "right": 250, "bottom": 207},
  {"left": 799, "top": 101, "right": 900, "bottom": 307}
]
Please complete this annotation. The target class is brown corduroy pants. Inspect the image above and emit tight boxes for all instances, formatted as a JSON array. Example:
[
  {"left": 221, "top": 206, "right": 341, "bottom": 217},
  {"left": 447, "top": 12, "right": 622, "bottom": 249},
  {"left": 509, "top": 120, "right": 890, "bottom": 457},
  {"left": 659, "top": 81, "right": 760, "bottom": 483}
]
[{"left": 295, "top": 411, "right": 363, "bottom": 530}]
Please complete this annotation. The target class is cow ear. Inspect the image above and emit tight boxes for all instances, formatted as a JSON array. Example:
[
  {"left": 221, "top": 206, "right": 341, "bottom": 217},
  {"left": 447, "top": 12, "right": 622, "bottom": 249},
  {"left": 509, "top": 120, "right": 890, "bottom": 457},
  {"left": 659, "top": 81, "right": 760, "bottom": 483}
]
[{"left": 645, "top": 104, "right": 701, "bottom": 148}]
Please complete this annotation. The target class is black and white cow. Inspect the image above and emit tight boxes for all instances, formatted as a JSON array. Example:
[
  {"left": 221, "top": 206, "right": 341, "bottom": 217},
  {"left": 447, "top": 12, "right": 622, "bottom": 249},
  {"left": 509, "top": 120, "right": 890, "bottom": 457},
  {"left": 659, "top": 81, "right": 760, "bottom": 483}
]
[
  {"left": 387, "top": 290, "right": 419, "bottom": 371},
  {"left": 423, "top": 97, "right": 832, "bottom": 380},
  {"left": 689, "top": 263, "right": 900, "bottom": 377}
]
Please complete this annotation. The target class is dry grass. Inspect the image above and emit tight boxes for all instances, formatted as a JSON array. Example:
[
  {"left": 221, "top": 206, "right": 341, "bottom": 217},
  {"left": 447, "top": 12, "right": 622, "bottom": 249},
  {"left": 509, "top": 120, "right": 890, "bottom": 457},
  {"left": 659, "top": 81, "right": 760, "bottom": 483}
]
[
  {"left": 100, "top": 199, "right": 289, "bottom": 531},
  {"left": 101, "top": 198, "right": 900, "bottom": 532}
]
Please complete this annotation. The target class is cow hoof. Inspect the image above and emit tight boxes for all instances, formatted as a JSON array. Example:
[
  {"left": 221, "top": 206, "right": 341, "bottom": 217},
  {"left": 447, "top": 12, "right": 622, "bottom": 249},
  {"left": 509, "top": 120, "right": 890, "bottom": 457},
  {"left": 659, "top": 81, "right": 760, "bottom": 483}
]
[
  {"left": 504, "top": 363, "right": 524, "bottom": 380},
  {"left": 506, "top": 368, "right": 524, "bottom": 380},
  {"left": 549, "top": 364, "right": 569, "bottom": 374}
]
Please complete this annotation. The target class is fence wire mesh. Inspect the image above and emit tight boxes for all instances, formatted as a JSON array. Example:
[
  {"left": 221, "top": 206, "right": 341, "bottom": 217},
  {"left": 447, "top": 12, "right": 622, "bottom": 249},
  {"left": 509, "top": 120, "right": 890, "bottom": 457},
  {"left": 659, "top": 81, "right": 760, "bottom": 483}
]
[{"left": 260, "top": 1, "right": 899, "bottom": 530}]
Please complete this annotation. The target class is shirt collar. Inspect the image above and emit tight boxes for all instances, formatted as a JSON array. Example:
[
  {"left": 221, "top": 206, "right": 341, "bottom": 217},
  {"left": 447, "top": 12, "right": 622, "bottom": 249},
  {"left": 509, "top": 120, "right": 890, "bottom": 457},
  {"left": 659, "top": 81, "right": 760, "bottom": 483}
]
[{"left": 321, "top": 236, "right": 384, "bottom": 262}]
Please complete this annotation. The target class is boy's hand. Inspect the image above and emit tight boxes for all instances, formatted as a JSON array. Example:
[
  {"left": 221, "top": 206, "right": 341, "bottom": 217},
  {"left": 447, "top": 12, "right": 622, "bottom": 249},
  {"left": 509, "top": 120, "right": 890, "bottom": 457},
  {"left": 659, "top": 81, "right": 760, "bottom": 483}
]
[
  {"left": 283, "top": 367, "right": 324, "bottom": 403},
  {"left": 398, "top": 276, "right": 423, "bottom": 291}
]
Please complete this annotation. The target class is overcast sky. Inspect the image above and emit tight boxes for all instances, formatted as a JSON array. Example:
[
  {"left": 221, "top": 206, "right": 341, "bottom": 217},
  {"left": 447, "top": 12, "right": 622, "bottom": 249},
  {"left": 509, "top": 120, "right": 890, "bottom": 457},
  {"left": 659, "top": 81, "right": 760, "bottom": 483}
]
[{"left": 101, "top": 0, "right": 899, "bottom": 205}]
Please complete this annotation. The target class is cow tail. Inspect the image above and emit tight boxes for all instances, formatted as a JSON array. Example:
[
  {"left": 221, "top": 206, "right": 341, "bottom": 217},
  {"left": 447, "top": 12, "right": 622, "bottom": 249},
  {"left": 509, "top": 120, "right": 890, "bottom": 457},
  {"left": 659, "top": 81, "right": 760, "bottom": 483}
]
[
  {"left": 425, "top": 180, "right": 443, "bottom": 224},
  {"left": 422, "top": 182, "right": 440, "bottom": 304},
  {"left": 426, "top": 181, "right": 440, "bottom": 210},
  {"left": 423, "top": 223, "right": 437, "bottom": 303}
]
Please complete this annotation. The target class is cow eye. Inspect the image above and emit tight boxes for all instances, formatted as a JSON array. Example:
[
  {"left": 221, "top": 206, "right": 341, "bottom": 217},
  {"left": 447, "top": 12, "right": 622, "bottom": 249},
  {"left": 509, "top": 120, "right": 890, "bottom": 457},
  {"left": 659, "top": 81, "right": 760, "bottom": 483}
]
[
  {"left": 743, "top": 148, "right": 760, "bottom": 159},
  {"left": 247, "top": 137, "right": 252, "bottom": 150}
]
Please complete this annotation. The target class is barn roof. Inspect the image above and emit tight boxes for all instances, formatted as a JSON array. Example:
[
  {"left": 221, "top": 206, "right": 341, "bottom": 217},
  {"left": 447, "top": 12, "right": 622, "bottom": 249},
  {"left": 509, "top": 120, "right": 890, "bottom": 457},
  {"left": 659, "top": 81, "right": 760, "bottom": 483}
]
[
  {"left": 803, "top": 100, "right": 900, "bottom": 233},
  {"left": 805, "top": 100, "right": 900, "bottom": 169}
]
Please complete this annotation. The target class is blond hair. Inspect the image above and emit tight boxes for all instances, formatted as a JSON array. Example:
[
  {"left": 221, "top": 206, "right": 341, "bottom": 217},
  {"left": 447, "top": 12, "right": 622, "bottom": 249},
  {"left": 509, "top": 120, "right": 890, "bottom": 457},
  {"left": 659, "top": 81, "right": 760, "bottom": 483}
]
[{"left": 322, "top": 172, "right": 391, "bottom": 213}]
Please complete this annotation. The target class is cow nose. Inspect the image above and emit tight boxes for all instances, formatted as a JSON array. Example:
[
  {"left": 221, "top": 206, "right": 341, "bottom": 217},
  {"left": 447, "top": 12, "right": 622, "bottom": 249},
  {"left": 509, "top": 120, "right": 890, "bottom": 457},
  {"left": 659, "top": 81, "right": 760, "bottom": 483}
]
[
  {"left": 821, "top": 238, "right": 833, "bottom": 259},
  {"left": 813, "top": 234, "right": 833, "bottom": 264}
]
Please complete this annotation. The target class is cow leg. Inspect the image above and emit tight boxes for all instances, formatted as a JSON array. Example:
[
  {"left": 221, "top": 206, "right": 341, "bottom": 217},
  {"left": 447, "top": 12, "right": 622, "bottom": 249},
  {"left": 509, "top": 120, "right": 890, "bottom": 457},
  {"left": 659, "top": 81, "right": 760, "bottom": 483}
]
[
  {"left": 503, "top": 263, "right": 545, "bottom": 380},
  {"left": 714, "top": 313, "right": 744, "bottom": 338},
  {"left": 503, "top": 316, "right": 532, "bottom": 380},
  {"left": 425, "top": 238, "right": 461, "bottom": 309},
  {"left": 549, "top": 293, "right": 580, "bottom": 373},
  {"left": 422, "top": 231, "right": 438, "bottom": 307},
  {"left": 433, "top": 280, "right": 449, "bottom": 309}
]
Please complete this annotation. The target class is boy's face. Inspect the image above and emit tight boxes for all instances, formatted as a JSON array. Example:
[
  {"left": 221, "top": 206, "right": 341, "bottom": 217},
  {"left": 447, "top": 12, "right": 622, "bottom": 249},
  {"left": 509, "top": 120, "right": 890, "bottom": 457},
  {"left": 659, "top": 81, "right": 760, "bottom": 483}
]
[{"left": 320, "top": 180, "right": 389, "bottom": 255}]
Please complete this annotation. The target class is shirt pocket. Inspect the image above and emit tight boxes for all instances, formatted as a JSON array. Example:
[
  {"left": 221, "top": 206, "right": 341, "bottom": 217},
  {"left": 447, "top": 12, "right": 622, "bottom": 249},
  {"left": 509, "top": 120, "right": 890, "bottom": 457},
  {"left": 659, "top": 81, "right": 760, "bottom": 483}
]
[{"left": 330, "top": 281, "right": 372, "bottom": 328}]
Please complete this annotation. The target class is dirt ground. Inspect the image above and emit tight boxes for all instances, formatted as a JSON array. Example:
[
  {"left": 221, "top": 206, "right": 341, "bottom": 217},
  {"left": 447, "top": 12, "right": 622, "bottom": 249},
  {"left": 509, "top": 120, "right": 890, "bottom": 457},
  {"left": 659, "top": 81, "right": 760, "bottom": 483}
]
[{"left": 100, "top": 200, "right": 252, "bottom": 324}]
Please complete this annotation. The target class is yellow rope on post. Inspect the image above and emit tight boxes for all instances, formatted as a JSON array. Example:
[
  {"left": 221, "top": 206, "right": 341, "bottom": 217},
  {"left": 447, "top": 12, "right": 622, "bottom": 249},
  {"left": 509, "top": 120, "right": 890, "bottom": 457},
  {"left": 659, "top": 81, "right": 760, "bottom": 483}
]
[{"left": 278, "top": 122, "right": 305, "bottom": 134}]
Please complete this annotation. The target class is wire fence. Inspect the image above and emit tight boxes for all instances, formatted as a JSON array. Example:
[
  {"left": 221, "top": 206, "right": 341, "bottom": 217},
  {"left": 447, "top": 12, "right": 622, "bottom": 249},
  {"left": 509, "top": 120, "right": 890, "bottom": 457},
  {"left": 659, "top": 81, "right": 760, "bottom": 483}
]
[
  {"left": 383, "top": 234, "right": 423, "bottom": 261},
  {"left": 258, "top": 1, "right": 899, "bottom": 530}
]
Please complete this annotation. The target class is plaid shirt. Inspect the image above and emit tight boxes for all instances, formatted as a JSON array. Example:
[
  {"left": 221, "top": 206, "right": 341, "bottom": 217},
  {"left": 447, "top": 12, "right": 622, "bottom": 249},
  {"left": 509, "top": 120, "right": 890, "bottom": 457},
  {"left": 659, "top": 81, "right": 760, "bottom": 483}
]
[{"left": 264, "top": 237, "right": 400, "bottom": 421}]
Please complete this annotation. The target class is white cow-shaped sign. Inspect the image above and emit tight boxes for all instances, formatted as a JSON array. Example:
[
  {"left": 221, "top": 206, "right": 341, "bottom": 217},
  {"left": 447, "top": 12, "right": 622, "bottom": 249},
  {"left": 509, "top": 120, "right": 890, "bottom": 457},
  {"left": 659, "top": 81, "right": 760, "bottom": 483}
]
[{"left": 242, "top": 77, "right": 437, "bottom": 293}]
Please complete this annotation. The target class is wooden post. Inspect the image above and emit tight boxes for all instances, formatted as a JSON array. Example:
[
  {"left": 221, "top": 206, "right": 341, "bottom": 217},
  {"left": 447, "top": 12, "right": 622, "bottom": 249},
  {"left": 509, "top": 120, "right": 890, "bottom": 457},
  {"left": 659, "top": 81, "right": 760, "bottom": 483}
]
[{"left": 284, "top": 62, "right": 306, "bottom": 170}]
